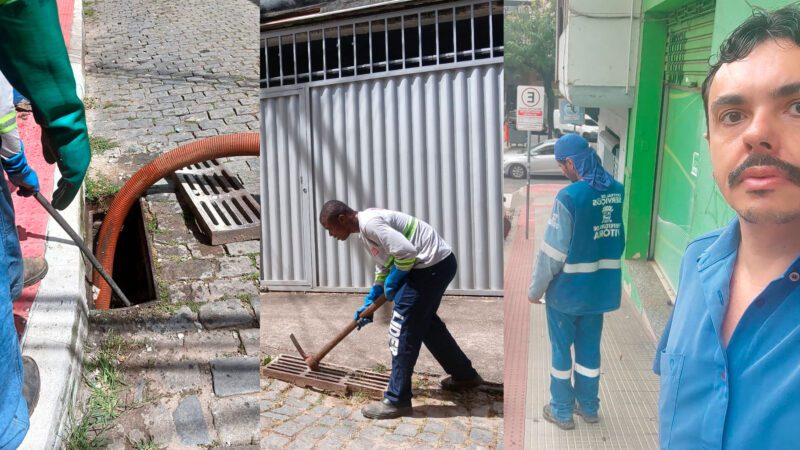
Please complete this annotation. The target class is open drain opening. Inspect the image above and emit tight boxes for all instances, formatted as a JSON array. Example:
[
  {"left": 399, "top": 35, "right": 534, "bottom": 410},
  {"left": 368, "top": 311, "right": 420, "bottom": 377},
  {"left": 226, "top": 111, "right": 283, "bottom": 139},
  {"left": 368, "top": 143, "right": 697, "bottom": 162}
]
[{"left": 88, "top": 198, "right": 158, "bottom": 309}]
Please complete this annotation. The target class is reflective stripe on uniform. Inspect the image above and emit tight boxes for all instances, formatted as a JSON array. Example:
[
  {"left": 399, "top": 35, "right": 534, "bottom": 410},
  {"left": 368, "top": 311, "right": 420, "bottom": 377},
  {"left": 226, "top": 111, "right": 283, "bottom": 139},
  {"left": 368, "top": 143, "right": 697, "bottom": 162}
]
[
  {"left": 563, "top": 259, "right": 621, "bottom": 274},
  {"left": 550, "top": 367, "right": 572, "bottom": 380},
  {"left": 541, "top": 241, "right": 567, "bottom": 262},
  {"left": 402, "top": 218, "right": 418, "bottom": 240},
  {"left": 575, "top": 363, "right": 600, "bottom": 378},
  {"left": 0, "top": 111, "right": 17, "bottom": 134},
  {"left": 395, "top": 257, "right": 415, "bottom": 270}
]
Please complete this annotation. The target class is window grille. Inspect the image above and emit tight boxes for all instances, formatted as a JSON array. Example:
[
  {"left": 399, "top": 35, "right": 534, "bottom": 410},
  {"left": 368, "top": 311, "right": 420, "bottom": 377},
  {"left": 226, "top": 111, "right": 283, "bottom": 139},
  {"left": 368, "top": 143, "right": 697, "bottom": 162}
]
[{"left": 261, "top": 0, "right": 504, "bottom": 88}]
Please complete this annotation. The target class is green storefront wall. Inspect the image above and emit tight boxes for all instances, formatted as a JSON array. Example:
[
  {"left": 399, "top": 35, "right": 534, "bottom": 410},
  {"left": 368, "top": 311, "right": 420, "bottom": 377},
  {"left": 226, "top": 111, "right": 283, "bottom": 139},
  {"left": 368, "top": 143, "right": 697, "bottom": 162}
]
[{"left": 621, "top": 0, "right": 795, "bottom": 308}]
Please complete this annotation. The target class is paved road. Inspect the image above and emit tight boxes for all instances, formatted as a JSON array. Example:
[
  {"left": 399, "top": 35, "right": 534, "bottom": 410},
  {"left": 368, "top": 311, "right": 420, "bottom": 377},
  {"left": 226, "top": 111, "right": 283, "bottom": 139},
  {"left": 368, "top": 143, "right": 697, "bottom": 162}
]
[
  {"left": 262, "top": 377, "right": 504, "bottom": 449},
  {"left": 78, "top": 0, "right": 262, "bottom": 447},
  {"left": 84, "top": 0, "right": 260, "bottom": 189}
]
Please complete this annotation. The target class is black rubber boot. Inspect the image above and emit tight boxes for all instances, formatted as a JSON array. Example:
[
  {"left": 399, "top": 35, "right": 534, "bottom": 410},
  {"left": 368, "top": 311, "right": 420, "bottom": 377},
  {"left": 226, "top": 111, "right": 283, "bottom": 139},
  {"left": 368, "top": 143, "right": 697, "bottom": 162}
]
[
  {"left": 361, "top": 399, "right": 412, "bottom": 420},
  {"left": 440, "top": 374, "right": 484, "bottom": 392}
]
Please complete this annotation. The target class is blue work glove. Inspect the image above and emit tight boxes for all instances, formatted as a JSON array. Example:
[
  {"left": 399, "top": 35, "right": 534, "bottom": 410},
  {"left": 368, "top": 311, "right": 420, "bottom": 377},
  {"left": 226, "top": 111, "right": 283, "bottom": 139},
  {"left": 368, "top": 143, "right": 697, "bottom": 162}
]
[
  {"left": 3, "top": 150, "right": 40, "bottom": 197},
  {"left": 355, "top": 285, "right": 383, "bottom": 330},
  {"left": 384, "top": 266, "right": 410, "bottom": 301}
]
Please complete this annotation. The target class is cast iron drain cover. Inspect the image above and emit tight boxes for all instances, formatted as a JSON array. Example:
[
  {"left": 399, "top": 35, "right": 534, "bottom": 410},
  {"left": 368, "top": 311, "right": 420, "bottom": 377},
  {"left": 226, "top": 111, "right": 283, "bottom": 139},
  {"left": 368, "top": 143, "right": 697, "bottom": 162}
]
[
  {"left": 174, "top": 159, "right": 260, "bottom": 245},
  {"left": 264, "top": 354, "right": 390, "bottom": 398}
]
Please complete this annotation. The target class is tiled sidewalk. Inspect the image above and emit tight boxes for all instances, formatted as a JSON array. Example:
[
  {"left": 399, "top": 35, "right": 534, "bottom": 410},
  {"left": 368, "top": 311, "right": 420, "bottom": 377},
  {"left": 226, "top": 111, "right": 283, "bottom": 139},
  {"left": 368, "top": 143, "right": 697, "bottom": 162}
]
[{"left": 504, "top": 184, "right": 660, "bottom": 449}]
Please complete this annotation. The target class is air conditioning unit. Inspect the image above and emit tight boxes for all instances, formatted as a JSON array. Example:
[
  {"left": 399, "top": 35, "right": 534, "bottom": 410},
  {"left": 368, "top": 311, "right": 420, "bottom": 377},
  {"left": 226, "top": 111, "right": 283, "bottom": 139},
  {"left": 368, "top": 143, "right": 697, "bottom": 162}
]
[{"left": 557, "top": 0, "right": 642, "bottom": 108}]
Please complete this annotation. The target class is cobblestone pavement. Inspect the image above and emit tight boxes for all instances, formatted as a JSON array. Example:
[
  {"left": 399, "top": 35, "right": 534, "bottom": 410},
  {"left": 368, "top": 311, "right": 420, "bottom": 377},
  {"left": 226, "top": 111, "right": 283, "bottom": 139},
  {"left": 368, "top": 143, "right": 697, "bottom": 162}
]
[
  {"left": 70, "top": 178, "right": 262, "bottom": 448},
  {"left": 261, "top": 375, "right": 504, "bottom": 449},
  {"left": 83, "top": 0, "right": 260, "bottom": 185},
  {"left": 73, "top": 0, "right": 262, "bottom": 447}
]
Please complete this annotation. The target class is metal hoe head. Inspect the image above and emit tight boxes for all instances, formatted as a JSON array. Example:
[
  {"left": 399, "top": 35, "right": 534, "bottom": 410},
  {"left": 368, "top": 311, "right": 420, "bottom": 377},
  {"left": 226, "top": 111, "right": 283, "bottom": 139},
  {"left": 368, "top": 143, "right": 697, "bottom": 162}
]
[{"left": 289, "top": 333, "right": 319, "bottom": 371}]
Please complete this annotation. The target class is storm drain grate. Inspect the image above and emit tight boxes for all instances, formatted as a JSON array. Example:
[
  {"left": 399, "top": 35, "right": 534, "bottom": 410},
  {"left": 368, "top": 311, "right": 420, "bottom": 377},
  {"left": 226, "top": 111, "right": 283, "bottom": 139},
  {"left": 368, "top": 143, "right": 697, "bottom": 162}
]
[
  {"left": 173, "top": 159, "right": 260, "bottom": 245},
  {"left": 264, "top": 354, "right": 390, "bottom": 398}
]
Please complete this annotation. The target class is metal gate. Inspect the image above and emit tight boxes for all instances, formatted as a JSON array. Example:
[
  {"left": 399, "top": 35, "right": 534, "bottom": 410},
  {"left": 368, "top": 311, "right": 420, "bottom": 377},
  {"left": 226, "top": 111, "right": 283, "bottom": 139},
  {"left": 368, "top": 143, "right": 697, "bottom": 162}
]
[
  {"left": 261, "top": 89, "right": 315, "bottom": 288},
  {"left": 261, "top": 0, "right": 504, "bottom": 295}
]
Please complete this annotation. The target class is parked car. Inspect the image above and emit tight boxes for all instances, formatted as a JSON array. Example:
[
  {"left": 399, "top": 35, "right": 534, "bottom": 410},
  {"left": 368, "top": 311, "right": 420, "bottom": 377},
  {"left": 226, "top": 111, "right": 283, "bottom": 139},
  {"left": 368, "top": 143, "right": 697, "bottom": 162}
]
[
  {"left": 502, "top": 140, "right": 564, "bottom": 179},
  {"left": 552, "top": 109, "right": 598, "bottom": 142}
]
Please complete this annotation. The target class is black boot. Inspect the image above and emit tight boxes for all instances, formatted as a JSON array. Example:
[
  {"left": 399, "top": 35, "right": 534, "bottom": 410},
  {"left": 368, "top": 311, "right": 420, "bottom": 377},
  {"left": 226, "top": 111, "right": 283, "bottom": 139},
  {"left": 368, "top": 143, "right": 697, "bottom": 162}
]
[
  {"left": 22, "top": 356, "right": 40, "bottom": 416},
  {"left": 440, "top": 374, "right": 484, "bottom": 392},
  {"left": 361, "top": 399, "right": 412, "bottom": 419}
]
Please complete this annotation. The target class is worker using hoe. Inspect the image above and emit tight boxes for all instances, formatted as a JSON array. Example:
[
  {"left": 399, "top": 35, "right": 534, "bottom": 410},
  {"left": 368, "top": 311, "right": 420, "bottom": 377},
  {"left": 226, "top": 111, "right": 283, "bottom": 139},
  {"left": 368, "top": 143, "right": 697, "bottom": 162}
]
[
  {"left": 320, "top": 200, "right": 483, "bottom": 419},
  {"left": 528, "top": 134, "right": 625, "bottom": 430}
]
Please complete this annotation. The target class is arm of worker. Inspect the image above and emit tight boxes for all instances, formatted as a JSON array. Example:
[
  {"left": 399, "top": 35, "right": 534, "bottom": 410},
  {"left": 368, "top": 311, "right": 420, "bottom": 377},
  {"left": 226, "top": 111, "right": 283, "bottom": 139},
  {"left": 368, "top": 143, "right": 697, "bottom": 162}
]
[
  {"left": 528, "top": 198, "right": 573, "bottom": 303},
  {"left": 363, "top": 219, "right": 417, "bottom": 300},
  {"left": 2, "top": 147, "right": 40, "bottom": 197},
  {"left": 0, "top": 111, "right": 40, "bottom": 196},
  {"left": 0, "top": 2, "right": 91, "bottom": 210}
]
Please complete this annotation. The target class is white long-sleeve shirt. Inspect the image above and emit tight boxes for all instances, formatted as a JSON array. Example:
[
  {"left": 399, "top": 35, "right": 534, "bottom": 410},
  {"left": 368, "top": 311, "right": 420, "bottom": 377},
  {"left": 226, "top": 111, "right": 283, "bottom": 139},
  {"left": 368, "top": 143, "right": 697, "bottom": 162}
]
[{"left": 357, "top": 208, "right": 452, "bottom": 284}]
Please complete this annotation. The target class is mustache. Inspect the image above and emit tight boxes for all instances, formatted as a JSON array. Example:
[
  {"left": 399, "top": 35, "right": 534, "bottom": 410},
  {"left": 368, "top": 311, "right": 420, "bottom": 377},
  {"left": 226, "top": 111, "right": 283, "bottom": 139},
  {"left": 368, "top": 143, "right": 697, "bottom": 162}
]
[{"left": 728, "top": 154, "right": 800, "bottom": 187}]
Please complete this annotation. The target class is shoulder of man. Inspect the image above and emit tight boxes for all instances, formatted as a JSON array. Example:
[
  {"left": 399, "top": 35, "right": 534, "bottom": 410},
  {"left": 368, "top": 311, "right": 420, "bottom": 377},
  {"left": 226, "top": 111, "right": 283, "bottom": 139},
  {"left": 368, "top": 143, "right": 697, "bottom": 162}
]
[{"left": 681, "top": 228, "right": 726, "bottom": 270}]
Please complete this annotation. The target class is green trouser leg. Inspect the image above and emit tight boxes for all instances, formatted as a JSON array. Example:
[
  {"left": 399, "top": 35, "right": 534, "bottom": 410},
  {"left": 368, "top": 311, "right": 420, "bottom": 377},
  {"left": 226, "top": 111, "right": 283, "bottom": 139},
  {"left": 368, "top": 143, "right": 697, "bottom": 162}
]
[{"left": 0, "top": 0, "right": 90, "bottom": 210}]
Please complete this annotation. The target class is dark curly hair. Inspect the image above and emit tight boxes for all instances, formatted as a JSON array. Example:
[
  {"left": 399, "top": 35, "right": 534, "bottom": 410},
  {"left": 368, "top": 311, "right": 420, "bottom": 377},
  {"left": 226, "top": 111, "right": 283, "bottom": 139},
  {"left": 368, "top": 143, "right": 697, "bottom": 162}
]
[
  {"left": 702, "top": 4, "right": 800, "bottom": 124},
  {"left": 319, "top": 200, "right": 356, "bottom": 223}
]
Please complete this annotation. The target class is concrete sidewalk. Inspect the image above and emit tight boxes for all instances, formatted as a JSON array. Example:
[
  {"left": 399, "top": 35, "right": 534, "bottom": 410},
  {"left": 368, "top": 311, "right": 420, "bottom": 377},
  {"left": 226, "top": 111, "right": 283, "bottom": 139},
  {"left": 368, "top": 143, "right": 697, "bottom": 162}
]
[
  {"left": 261, "top": 291, "right": 504, "bottom": 448},
  {"left": 504, "top": 183, "right": 660, "bottom": 449},
  {"left": 261, "top": 291, "right": 503, "bottom": 384}
]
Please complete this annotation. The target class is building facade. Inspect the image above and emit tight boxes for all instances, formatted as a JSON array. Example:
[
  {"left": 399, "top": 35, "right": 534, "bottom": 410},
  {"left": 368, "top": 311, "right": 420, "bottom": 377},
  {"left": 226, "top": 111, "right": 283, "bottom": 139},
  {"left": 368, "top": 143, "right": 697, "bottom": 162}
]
[
  {"left": 559, "top": 0, "right": 793, "bottom": 328},
  {"left": 260, "top": 0, "right": 506, "bottom": 295}
]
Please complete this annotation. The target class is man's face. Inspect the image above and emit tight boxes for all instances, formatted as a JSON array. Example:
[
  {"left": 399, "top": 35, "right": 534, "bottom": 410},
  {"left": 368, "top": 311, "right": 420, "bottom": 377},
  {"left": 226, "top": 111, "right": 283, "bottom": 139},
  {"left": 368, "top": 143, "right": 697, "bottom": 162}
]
[
  {"left": 558, "top": 159, "right": 580, "bottom": 182},
  {"left": 321, "top": 215, "right": 350, "bottom": 241},
  {"left": 707, "top": 38, "right": 800, "bottom": 225}
]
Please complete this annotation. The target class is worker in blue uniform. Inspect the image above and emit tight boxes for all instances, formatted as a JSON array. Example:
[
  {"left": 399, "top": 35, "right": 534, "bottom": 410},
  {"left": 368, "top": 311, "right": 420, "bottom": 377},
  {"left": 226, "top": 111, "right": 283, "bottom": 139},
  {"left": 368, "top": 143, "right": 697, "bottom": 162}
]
[
  {"left": 0, "top": 1, "right": 92, "bottom": 447},
  {"left": 528, "top": 134, "right": 625, "bottom": 430},
  {"left": 654, "top": 5, "right": 800, "bottom": 449}
]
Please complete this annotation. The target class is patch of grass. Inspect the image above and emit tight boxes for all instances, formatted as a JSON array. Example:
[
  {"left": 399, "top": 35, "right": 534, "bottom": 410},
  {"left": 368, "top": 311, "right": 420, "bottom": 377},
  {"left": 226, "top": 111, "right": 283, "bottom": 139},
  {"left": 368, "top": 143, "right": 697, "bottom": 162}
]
[
  {"left": 157, "top": 280, "right": 169, "bottom": 302},
  {"left": 89, "top": 135, "right": 117, "bottom": 155},
  {"left": 85, "top": 175, "right": 121, "bottom": 202},
  {"left": 131, "top": 436, "right": 160, "bottom": 450},
  {"left": 412, "top": 376, "right": 426, "bottom": 391},
  {"left": 235, "top": 292, "right": 252, "bottom": 304},
  {"left": 246, "top": 253, "right": 258, "bottom": 267},
  {"left": 261, "top": 355, "right": 272, "bottom": 366},
  {"left": 158, "top": 299, "right": 200, "bottom": 315},
  {"left": 64, "top": 334, "right": 127, "bottom": 448},
  {"left": 146, "top": 217, "right": 159, "bottom": 234},
  {"left": 84, "top": 1, "right": 96, "bottom": 17},
  {"left": 101, "top": 101, "right": 118, "bottom": 109},
  {"left": 83, "top": 96, "right": 99, "bottom": 109},
  {"left": 240, "top": 272, "right": 259, "bottom": 284},
  {"left": 371, "top": 363, "right": 388, "bottom": 374},
  {"left": 346, "top": 391, "right": 370, "bottom": 406}
]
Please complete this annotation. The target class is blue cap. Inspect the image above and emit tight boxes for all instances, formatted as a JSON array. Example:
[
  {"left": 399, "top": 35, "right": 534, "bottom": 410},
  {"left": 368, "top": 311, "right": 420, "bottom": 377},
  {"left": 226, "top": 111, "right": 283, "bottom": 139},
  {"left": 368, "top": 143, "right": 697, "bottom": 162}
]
[{"left": 554, "top": 134, "right": 590, "bottom": 161}]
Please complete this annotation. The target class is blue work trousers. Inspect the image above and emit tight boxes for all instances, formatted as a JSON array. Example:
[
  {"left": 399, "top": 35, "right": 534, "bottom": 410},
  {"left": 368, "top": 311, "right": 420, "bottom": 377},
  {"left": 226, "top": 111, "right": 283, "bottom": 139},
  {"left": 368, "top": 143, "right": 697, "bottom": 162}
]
[
  {"left": 384, "top": 254, "right": 479, "bottom": 405},
  {"left": 546, "top": 306, "right": 604, "bottom": 422},
  {"left": 0, "top": 168, "right": 28, "bottom": 448}
]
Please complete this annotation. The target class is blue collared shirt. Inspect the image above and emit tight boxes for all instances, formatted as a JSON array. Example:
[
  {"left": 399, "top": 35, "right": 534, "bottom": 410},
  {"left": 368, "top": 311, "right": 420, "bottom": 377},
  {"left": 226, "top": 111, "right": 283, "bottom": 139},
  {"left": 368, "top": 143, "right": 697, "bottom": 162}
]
[{"left": 654, "top": 218, "right": 800, "bottom": 449}]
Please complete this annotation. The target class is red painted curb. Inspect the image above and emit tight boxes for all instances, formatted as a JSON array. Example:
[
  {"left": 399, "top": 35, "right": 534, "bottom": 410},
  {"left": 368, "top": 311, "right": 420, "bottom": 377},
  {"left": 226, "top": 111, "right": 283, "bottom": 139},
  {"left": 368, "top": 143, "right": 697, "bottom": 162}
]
[{"left": 13, "top": 0, "right": 74, "bottom": 335}]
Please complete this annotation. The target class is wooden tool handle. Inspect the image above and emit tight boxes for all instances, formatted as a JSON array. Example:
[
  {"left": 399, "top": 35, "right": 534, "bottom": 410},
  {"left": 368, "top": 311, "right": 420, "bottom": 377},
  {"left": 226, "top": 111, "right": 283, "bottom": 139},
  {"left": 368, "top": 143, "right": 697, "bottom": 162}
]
[{"left": 310, "top": 294, "right": 388, "bottom": 365}]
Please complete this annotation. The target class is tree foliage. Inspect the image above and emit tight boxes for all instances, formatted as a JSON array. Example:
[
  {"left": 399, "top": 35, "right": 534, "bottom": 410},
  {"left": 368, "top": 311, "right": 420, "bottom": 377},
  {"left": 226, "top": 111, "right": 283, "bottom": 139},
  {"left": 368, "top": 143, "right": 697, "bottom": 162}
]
[{"left": 505, "top": 1, "right": 557, "bottom": 135}]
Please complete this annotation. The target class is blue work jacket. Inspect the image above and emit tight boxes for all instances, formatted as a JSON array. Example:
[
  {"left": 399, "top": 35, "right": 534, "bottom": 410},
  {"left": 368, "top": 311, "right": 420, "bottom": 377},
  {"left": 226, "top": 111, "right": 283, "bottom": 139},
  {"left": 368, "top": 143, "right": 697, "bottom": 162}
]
[
  {"left": 528, "top": 179, "right": 625, "bottom": 315},
  {"left": 654, "top": 218, "right": 800, "bottom": 449}
]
